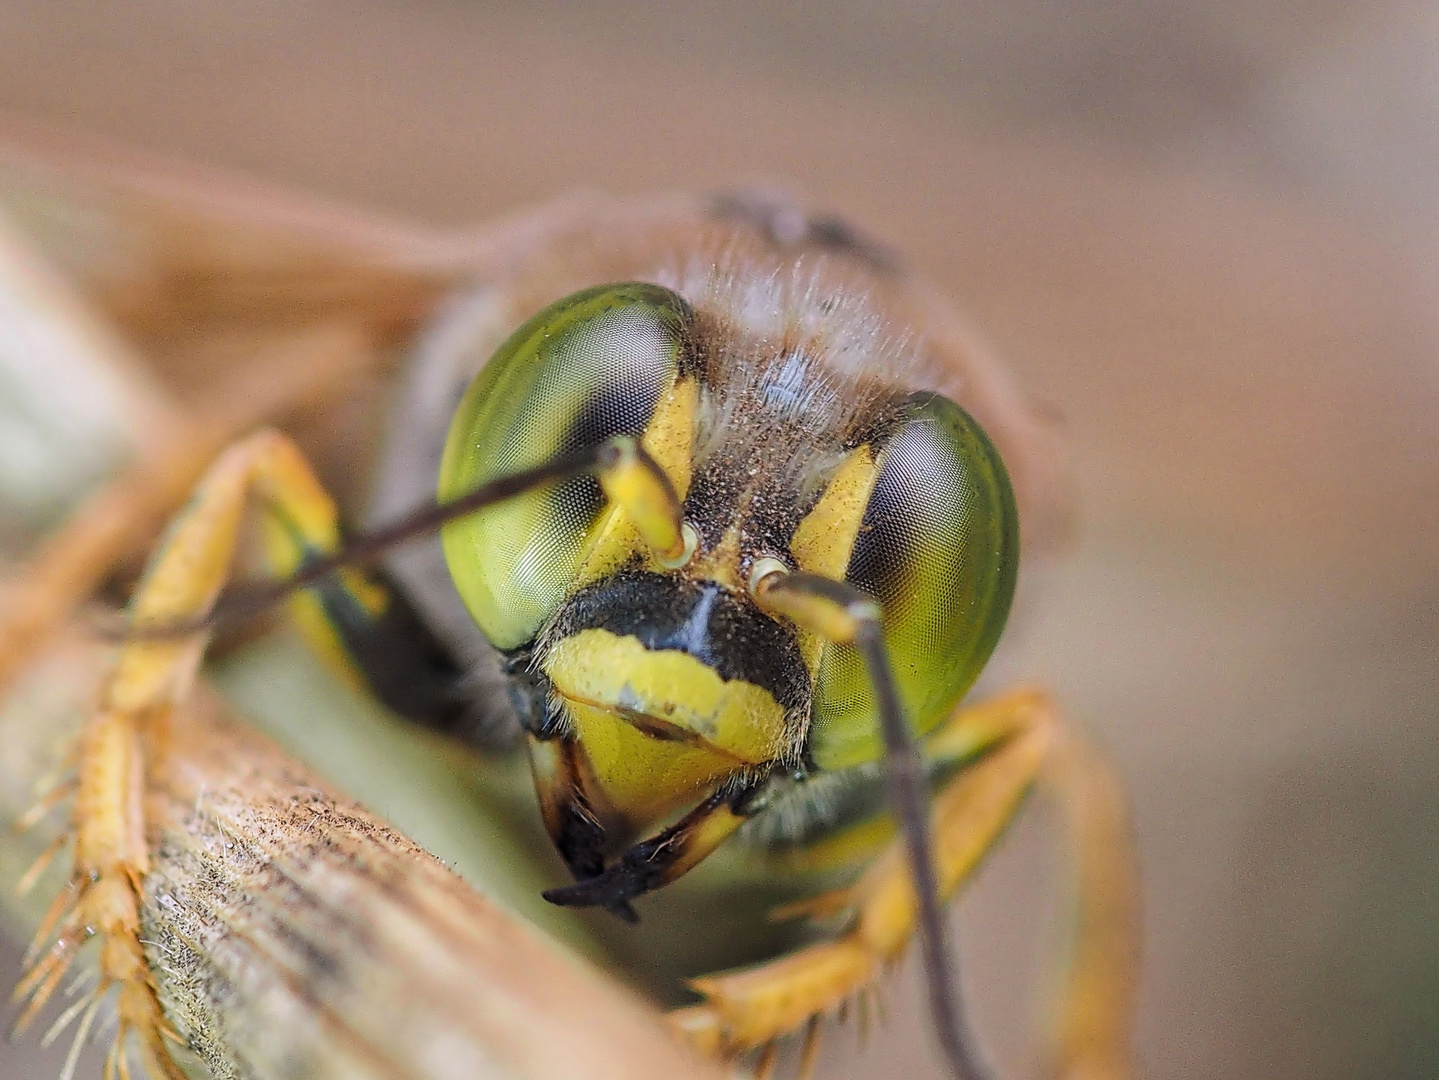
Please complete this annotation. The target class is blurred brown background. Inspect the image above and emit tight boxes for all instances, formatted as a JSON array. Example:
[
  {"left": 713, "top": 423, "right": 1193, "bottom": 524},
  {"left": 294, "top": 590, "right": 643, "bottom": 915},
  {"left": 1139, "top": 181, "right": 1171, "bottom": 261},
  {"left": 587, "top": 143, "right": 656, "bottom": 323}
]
[{"left": 0, "top": 2, "right": 1436, "bottom": 1078}]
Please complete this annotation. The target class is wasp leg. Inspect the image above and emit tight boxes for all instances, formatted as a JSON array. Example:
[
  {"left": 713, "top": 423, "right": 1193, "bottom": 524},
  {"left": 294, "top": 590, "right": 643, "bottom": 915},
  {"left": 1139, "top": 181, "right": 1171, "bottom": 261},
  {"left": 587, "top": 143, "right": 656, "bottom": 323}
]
[
  {"left": 670, "top": 689, "right": 1139, "bottom": 1080},
  {"left": 16, "top": 429, "right": 348, "bottom": 1078},
  {"left": 0, "top": 327, "right": 373, "bottom": 694}
]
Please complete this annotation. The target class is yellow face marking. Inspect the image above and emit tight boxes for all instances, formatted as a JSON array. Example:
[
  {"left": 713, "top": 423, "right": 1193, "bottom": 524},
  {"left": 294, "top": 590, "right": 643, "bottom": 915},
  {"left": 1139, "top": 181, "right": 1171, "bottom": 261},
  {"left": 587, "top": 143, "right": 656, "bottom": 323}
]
[
  {"left": 789, "top": 447, "right": 879, "bottom": 581},
  {"left": 786, "top": 445, "right": 880, "bottom": 673},
  {"left": 547, "top": 629, "right": 786, "bottom": 759},
  {"left": 641, "top": 375, "right": 697, "bottom": 500},
  {"left": 560, "top": 699, "right": 737, "bottom": 824},
  {"left": 577, "top": 377, "right": 698, "bottom": 584},
  {"left": 688, "top": 520, "right": 745, "bottom": 590},
  {"left": 545, "top": 628, "right": 788, "bottom": 823}
]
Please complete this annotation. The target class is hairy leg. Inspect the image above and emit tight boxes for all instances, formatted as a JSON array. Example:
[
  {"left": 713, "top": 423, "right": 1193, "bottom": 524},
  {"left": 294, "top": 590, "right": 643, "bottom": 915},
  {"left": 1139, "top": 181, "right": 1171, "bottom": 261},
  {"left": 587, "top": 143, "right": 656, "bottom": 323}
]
[
  {"left": 15, "top": 430, "right": 347, "bottom": 1078},
  {"left": 670, "top": 689, "right": 1140, "bottom": 1080}
]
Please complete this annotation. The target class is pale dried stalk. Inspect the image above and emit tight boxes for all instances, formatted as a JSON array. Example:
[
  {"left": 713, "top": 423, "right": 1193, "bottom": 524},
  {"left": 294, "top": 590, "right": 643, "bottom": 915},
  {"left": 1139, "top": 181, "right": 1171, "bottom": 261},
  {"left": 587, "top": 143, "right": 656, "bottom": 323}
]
[{"left": 0, "top": 633, "right": 727, "bottom": 1080}]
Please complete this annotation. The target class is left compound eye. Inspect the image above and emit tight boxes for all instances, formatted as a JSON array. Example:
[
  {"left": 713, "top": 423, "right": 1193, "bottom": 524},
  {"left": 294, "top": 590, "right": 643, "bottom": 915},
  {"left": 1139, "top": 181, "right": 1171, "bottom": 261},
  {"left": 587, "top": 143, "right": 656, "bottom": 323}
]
[
  {"left": 808, "top": 392, "right": 1020, "bottom": 770},
  {"left": 439, "top": 283, "right": 694, "bottom": 650}
]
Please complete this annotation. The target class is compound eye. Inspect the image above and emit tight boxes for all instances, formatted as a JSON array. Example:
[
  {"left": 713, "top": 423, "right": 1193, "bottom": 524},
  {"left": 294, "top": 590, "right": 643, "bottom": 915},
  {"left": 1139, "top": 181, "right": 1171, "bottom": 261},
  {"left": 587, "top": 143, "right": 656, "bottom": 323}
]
[
  {"left": 439, "top": 283, "right": 693, "bottom": 649},
  {"left": 810, "top": 392, "right": 1020, "bottom": 770}
]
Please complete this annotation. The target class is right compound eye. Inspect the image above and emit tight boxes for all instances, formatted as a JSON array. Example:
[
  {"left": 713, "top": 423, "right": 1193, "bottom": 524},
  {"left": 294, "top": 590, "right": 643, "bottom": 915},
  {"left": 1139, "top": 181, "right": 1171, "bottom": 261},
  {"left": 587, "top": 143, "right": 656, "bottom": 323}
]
[
  {"left": 807, "top": 392, "right": 1020, "bottom": 770},
  {"left": 438, "top": 283, "right": 695, "bottom": 650}
]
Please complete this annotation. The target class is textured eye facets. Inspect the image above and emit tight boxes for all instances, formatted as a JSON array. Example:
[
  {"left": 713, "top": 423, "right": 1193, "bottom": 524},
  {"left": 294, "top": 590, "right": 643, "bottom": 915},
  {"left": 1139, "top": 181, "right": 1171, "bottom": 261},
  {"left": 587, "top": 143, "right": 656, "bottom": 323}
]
[
  {"left": 809, "top": 392, "right": 1020, "bottom": 771},
  {"left": 439, "top": 283, "right": 692, "bottom": 649}
]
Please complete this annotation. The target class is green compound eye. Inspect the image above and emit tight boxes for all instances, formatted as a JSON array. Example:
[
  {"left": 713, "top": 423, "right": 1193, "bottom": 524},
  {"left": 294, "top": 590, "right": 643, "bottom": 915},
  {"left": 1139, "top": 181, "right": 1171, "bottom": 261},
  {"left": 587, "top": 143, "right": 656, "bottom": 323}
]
[
  {"left": 808, "top": 392, "right": 1020, "bottom": 770},
  {"left": 438, "top": 283, "right": 693, "bottom": 650}
]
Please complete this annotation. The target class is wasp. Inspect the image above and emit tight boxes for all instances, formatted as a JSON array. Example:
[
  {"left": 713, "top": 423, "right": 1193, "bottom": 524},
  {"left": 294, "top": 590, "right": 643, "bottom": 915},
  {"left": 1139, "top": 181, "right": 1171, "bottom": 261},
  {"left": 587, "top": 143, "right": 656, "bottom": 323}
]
[{"left": 0, "top": 141, "right": 1138, "bottom": 1080}]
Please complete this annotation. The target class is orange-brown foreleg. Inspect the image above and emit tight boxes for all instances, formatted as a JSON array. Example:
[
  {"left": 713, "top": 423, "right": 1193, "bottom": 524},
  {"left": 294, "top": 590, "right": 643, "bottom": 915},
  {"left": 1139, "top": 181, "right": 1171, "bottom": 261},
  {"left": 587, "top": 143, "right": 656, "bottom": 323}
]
[
  {"left": 670, "top": 690, "right": 1139, "bottom": 1080},
  {"left": 15, "top": 429, "right": 346, "bottom": 1077}
]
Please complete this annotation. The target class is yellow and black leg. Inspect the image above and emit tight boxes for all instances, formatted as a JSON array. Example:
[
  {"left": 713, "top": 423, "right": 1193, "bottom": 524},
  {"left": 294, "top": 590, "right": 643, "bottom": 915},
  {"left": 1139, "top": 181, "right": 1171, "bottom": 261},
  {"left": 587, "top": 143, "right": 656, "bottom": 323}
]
[
  {"left": 290, "top": 550, "right": 512, "bottom": 744},
  {"left": 669, "top": 688, "right": 1139, "bottom": 1080},
  {"left": 15, "top": 430, "right": 351, "bottom": 1079}
]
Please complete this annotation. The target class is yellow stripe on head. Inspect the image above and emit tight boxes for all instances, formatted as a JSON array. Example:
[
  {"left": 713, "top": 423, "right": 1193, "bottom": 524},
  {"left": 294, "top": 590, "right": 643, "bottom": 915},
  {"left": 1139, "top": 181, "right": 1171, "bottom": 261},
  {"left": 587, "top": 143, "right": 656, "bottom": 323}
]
[
  {"left": 787, "top": 445, "right": 880, "bottom": 675},
  {"left": 545, "top": 627, "right": 788, "bottom": 824}
]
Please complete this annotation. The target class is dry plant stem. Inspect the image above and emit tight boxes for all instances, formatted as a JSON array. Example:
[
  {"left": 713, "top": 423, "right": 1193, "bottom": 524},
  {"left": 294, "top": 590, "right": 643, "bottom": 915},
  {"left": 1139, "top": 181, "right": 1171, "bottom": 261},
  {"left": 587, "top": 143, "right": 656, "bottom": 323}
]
[
  {"left": 3, "top": 634, "right": 726, "bottom": 1080},
  {"left": 0, "top": 324, "right": 379, "bottom": 692},
  {"left": 151, "top": 688, "right": 724, "bottom": 1080}
]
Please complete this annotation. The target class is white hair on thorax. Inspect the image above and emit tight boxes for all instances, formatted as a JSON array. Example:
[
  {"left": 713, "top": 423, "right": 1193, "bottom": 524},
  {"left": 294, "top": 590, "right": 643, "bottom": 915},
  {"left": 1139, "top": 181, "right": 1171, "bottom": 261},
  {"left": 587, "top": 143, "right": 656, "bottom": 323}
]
[{"left": 655, "top": 248, "right": 922, "bottom": 497}]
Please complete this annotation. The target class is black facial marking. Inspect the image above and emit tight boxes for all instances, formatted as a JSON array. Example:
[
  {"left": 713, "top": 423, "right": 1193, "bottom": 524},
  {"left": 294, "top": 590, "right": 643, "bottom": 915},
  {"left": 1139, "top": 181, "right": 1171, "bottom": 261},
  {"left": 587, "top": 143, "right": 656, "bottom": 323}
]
[
  {"left": 679, "top": 464, "right": 733, "bottom": 550},
  {"left": 548, "top": 571, "right": 810, "bottom": 715},
  {"left": 682, "top": 444, "right": 824, "bottom": 560},
  {"left": 743, "top": 482, "right": 812, "bottom": 558},
  {"left": 840, "top": 392, "right": 911, "bottom": 453}
]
